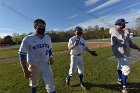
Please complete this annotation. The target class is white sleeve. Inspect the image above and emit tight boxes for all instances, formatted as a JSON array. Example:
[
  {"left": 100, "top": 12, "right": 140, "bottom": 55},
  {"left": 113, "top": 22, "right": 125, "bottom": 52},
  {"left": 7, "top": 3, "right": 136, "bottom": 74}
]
[
  {"left": 19, "top": 37, "right": 29, "bottom": 55},
  {"left": 68, "top": 38, "right": 74, "bottom": 48}
]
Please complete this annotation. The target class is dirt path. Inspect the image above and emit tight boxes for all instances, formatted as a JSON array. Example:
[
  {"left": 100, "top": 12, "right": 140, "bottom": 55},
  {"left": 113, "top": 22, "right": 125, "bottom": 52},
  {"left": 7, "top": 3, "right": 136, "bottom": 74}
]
[
  {"left": 87, "top": 42, "right": 111, "bottom": 49},
  {"left": 0, "top": 57, "right": 18, "bottom": 62}
]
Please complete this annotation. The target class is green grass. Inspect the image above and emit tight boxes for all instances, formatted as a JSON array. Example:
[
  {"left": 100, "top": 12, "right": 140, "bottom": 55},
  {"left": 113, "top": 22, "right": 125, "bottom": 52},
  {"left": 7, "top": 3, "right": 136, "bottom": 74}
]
[
  {"left": 132, "top": 39, "right": 140, "bottom": 45},
  {"left": 0, "top": 50, "right": 18, "bottom": 59},
  {"left": 0, "top": 39, "right": 139, "bottom": 93},
  {"left": 52, "top": 42, "right": 68, "bottom": 52},
  {"left": 0, "top": 45, "right": 140, "bottom": 93},
  {"left": 0, "top": 45, "right": 19, "bottom": 51}
]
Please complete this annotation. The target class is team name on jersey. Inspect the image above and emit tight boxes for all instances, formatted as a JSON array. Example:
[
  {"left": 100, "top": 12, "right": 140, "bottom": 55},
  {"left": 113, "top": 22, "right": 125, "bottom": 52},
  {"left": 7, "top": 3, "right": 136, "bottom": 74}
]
[
  {"left": 79, "top": 42, "right": 85, "bottom": 46},
  {"left": 32, "top": 43, "right": 49, "bottom": 50}
]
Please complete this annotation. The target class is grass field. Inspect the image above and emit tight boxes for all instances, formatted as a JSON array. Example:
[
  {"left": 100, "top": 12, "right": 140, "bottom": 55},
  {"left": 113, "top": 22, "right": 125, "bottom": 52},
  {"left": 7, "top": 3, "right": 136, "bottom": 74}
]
[{"left": 0, "top": 39, "right": 140, "bottom": 93}]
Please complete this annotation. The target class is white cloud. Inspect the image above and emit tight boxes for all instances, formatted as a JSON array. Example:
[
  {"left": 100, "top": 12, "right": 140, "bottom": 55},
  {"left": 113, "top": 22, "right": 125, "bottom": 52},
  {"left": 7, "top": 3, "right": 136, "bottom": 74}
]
[
  {"left": 66, "top": 16, "right": 112, "bottom": 30},
  {"left": 118, "top": 2, "right": 140, "bottom": 12},
  {"left": 0, "top": 28, "right": 14, "bottom": 38},
  {"left": 68, "top": 14, "right": 78, "bottom": 19},
  {"left": 66, "top": 9, "right": 140, "bottom": 30},
  {"left": 87, "top": 0, "right": 121, "bottom": 13},
  {"left": 0, "top": 32, "right": 13, "bottom": 38},
  {"left": 109, "top": 2, "right": 140, "bottom": 16},
  {"left": 85, "top": 0, "right": 99, "bottom": 6},
  {"left": 52, "top": 28, "right": 60, "bottom": 31},
  {"left": 97, "top": 7, "right": 113, "bottom": 15}
]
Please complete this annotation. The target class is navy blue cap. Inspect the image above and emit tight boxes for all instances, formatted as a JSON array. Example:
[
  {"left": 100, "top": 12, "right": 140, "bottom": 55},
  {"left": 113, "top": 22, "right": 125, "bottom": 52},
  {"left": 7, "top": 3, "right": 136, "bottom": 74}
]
[
  {"left": 74, "top": 26, "right": 83, "bottom": 31},
  {"left": 115, "top": 18, "right": 128, "bottom": 25}
]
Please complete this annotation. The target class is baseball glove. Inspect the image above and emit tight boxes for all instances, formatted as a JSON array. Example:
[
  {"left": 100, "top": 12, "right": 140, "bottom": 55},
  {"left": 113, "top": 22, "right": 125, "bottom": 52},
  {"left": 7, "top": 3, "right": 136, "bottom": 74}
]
[{"left": 89, "top": 51, "right": 97, "bottom": 56}]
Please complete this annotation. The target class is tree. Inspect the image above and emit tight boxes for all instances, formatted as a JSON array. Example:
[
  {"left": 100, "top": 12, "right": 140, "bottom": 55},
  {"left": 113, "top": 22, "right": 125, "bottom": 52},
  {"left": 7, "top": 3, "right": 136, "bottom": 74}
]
[
  {"left": 94, "top": 25, "right": 99, "bottom": 31},
  {"left": 0, "top": 38, "right": 4, "bottom": 43},
  {"left": 3, "top": 35, "right": 13, "bottom": 44}
]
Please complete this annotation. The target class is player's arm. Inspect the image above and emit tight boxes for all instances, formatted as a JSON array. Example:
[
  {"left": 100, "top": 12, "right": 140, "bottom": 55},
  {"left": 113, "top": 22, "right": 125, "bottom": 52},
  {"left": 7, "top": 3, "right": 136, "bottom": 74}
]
[
  {"left": 19, "top": 37, "right": 32, "bottom": 79},
  {"left": 19, "top": 53, "right": 32, "bottom": 79},
  {"left": 68, "top": 44, "right": 77, "bottom": 50},
  {"left": 68, "top": 38, "right": 79, "bottom": 50},
  {"left": 85, "top": 47, "right": 91, "bottom": 52},
  {"left": 129, "top": 38, "right": 140, "bottom": 51},
  {"left": 49, "top": 48, "right": 54, "bottom": 65},
  {"left": 85, "top": 47, "right": 97, "bottom": 56},
  {"left": 49, "top": 37, "right": 54, "bottom": 65}
]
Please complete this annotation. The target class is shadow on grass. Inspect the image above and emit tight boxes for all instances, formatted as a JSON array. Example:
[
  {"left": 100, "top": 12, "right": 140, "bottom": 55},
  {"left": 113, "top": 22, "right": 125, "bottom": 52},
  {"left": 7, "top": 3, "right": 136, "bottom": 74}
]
[
  {"left": 70, "top": 82, "right": 140, "bottom": 93},
  {"left": 127, "top": 82, "right": 140, "bottom": 93}
]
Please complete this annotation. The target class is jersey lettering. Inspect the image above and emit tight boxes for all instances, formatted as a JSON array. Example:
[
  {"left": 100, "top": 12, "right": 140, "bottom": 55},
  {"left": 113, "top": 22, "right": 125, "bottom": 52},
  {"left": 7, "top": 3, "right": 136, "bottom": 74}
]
[
  {"left": 79, "top": 42, "right": 85, "bottom": 46},
  {"left": 32, "top": 43, "right": 49, "bottom": 50}
]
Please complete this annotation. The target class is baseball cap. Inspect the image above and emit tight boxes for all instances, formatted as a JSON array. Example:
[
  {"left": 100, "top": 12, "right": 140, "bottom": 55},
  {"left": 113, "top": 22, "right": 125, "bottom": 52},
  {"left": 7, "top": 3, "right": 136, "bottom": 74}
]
[
  {"left": 34, "top": 19, "right": 46, "bottom": 29},
  {"left": 74, "top": 26, "right": 83, "bottom": 32},
  {"left": 115, "top": 18, "right": 128, "bottom": 25}
]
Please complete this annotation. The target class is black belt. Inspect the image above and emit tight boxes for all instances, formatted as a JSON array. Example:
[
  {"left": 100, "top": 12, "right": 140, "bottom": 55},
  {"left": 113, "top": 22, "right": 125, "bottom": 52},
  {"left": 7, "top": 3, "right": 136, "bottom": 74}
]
[{"left": 77, "top": 54, "right": 81, "bottom": 56}]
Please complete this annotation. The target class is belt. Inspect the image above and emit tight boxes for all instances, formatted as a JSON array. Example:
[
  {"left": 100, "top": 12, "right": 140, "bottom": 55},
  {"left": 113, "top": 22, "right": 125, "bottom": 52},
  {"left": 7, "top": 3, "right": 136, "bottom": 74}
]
[{"left": 77, "top": 54, "right": 81, "bottom": 56}]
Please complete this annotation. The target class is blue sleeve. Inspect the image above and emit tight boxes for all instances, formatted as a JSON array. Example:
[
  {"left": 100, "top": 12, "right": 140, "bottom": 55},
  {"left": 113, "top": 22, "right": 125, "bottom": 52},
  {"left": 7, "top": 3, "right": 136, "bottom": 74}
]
[
  {"left": 49, "top": 48, "right": 52, "bottom": 57},
  {"left": 19, "top": 53, "right": 27, "bottom": 61}
]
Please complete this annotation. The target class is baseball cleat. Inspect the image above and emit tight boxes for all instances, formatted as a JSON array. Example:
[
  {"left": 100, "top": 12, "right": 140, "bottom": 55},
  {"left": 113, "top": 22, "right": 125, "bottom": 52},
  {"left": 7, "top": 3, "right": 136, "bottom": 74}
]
[
  {"left": 66, "top": 77, "right": 70, "bottom": 86},
  {"left": 80, "top": 82, "right": 87, "bottom": 91},
  {"left": 122, "top": 87, "right": 128, "bottom": 93},
  {"left": 117, "top": 80, "right": 121, "bottom": 85}
]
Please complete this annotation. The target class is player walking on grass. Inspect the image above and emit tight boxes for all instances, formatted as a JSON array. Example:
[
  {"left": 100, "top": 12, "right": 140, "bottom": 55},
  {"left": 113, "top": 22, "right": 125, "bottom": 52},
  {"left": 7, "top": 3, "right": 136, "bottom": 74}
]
[
  {"left": 66, "top": 26, "right": 97, "bottom": 90},
  {"left": 19, "top": 19, "right": 56, "bottom": 93},
  {"left": 109, "top": 18, "right": 140, "bottom": 93}
]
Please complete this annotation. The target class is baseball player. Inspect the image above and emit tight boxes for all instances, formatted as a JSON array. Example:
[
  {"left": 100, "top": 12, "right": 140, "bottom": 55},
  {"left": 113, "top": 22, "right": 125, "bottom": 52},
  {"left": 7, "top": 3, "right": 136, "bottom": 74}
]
[
  {"left": 19, "top": 19, "right": 56, "bottom": 93},
  {"left": 66, "top": 26, "right": 97, "bottom": 90},
  {"left": 109, "top": 18, "right": 140, "bottom": 93}
]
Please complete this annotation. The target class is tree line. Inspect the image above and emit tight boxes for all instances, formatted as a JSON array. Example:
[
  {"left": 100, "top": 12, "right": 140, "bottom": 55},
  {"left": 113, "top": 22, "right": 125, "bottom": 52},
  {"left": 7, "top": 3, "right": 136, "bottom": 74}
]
[{"left": 0, "top": 25, "right": 140, "bottom": 44}]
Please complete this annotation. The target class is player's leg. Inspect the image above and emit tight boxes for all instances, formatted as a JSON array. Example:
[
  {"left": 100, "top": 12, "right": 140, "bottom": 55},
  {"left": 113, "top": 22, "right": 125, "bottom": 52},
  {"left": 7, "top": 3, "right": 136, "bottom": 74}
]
[
  {"left": 42, "top": 63, "right": 56, "bottom": 93},
  {"left": 66, "top": 55, "right": 78, "bottom": 86},
  {"left": 28, "top": 65, "right": 41, "bottom": 93},
  {"left": 117, "top": 61, "right": 122, "bottom": 84},
  {"left": 118, "top": 58, "right": 130, "bottom": 93},
  {"left": 77, "top": 55, "right": 84, "bottom": 83},
  {"left": 77, "top": 55, "right": 87, "bottom": 90}
]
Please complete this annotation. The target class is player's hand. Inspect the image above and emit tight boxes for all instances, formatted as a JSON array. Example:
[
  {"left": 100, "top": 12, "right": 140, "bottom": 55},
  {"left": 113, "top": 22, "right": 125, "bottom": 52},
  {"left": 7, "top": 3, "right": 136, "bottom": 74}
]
[
  {"left": 89, "top": 51, "right": 98, "bottom": 56},
  {"left": 74, "top": 39, "right": 80, "bottom": 46},
  {"left": 24, "top": 70, "right": 32, "bottom": 79},
  {"left": 49, "top": 58, "right": 54, "bottom": 65}
]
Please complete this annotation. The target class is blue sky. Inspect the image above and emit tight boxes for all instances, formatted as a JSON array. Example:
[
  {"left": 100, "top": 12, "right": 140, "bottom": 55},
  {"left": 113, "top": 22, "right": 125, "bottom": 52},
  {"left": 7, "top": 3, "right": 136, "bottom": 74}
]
[{"left": 0, "top": 0, "right": 140, "bottom": 37}]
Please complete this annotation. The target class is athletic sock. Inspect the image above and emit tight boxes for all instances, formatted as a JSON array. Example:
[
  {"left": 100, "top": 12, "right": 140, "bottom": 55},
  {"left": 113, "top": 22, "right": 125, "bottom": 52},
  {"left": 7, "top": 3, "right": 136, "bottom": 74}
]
[
  {"left": 67, "top": 74, "right": 71, "bottom": 81},
  {"left": 117, "top": 70, "right": 122, "bottom": 81},
  {"left": 79, "top": 74, "right": 83, "bottom": 83},
  {"left": 121, "top": 74, "right": 127, "bottom": 88},
  {"left": 50, "top": 91, "right": 56, "bottom": 93},
  {"left": 31, "top": 87, "right": 36, "bottom": 93}
]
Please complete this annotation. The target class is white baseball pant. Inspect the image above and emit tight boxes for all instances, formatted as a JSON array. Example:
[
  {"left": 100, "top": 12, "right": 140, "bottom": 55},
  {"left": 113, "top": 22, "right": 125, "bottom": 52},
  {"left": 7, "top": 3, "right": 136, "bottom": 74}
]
[
  {"left": 117, "top": 57, "right": 130, "bottom": 76},
  {"left": 69, "top": 54, "right": 84, "bottom": 76},
  {"left": 28, "top": 63, "right": 55, "bottom": 93}
]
